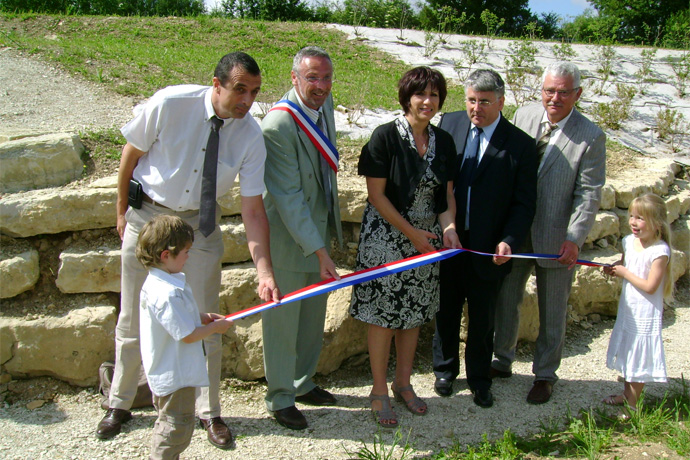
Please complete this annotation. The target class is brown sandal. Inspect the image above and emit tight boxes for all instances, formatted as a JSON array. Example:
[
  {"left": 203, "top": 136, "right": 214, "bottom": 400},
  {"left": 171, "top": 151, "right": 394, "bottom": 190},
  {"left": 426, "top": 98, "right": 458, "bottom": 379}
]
[
  {"left": 602, "top": 394, "right": 626, "bottom": 406},
  {"left": 391, "top": 383, "right": 427, "bottom": 416},
  {"left": 369, "top": 393, "right": 398, "bottom": 429}
]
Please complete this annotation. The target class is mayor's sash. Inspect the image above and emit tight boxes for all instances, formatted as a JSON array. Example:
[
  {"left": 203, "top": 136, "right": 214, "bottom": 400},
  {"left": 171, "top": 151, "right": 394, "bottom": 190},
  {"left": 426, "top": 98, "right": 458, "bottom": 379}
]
[{"left": 269, "top": 99, "right": 339, "bottom": 172}]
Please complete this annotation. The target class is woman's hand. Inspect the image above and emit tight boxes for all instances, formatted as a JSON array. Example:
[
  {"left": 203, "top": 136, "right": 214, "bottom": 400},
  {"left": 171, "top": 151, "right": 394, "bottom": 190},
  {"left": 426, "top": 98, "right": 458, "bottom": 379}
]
[
  {"left": 442, "top": 228, "right": 461, "bottom": 249},
  {"left": 408, "top": 228, "right": 438, "bottom": 254}
]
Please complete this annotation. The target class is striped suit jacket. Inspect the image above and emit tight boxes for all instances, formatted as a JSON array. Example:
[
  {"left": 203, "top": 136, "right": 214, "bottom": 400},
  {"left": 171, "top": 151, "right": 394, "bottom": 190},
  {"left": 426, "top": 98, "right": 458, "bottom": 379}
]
[{"left": 512, "top": 103, "right": 606, "bottom": 268}]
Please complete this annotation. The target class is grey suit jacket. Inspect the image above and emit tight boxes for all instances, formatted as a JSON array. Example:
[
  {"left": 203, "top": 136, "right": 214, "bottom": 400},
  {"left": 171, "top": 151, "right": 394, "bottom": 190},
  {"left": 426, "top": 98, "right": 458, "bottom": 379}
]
[
  {"left": 262, "top": 87, "right": 343, "bottom": 273},
  {"left": 512, "top": 103, "right": 606, "bottom": 268}
]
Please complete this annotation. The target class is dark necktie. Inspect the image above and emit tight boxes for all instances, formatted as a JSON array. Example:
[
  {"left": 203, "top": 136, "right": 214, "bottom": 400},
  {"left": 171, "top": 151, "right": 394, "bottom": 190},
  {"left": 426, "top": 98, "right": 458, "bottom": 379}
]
[
  {"left": 199, "top": 116, "right": 224, "bottom": 237},
  {"left": 317, "top": 113, "right": 333, "bottom": 215},
  {"left": 536, "top": 122, "right": 557, "bottom": 164},
  {"left": 459, "top": 127, "right": 482, "bottom": 230}
]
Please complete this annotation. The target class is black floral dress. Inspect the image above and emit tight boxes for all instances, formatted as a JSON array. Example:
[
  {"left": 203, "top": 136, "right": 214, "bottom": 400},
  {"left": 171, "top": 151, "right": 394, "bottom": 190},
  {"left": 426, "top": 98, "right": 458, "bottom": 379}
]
[{"left": 349, "top": 117, "right": 444, "bottom": 330}]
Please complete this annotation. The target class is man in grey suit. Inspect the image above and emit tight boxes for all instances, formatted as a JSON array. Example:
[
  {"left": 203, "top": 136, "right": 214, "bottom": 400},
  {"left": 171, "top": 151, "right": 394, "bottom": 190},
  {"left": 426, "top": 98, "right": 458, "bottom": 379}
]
[
  {"left": 261, "top": 46, "right": 343, "bottom": 430},
  {"left": 492, "top": 62, "right": 606, "bottom": 404}
]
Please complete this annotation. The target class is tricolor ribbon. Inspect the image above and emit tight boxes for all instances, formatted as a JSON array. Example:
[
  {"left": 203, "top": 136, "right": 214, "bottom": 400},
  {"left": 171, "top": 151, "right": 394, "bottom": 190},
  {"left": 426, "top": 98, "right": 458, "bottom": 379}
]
[
  {"left": 225, "top": 248, "right": 609, "bottom": 321},
  {"left": 269, "top": 99, "right": 339, "bottom": 172}
]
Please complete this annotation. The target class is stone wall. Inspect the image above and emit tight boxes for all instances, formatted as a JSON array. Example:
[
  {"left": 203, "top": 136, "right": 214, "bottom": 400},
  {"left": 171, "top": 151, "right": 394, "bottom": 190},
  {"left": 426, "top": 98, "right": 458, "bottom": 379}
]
[{"left": 1, "top": 134, "right": 688, "bottom": 387}]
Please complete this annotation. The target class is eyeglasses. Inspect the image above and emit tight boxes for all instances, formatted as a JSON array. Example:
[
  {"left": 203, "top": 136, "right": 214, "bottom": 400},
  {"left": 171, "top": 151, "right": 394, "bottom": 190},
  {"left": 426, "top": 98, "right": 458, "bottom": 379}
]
[
  {"left": 296, "top": 72, "right": 333, "bottom": 84},
  {"left": 466, "top": 98, "right": 500, "bottom": 107},
  {"left": 542, "top": 87, "right": 580, "bottom": 97}
]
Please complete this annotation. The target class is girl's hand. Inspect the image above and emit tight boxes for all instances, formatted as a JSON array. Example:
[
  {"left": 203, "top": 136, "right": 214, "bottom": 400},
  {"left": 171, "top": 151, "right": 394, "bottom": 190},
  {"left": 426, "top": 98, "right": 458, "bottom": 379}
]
[
  {"left": 603, "top": 260, "right": 623, "bottom": 277},
  {"left": 608, "top": 264, "right": 628, "bottom": 278}
]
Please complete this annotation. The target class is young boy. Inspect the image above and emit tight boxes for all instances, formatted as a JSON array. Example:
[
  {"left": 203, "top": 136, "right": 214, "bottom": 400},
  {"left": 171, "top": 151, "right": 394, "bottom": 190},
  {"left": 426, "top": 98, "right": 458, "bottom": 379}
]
[{"left": 135, "top": 215, "right": 234, "bottom": 459}]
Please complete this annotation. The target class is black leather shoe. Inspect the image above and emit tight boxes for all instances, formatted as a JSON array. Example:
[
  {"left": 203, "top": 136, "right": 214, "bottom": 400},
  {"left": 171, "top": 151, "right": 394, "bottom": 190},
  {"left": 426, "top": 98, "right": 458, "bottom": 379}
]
[
  {"left": 489, "top": 367, "right": 513, "bottom": 379},
  {"left": 295, "top": 386, "right": 337, "bottom": 406},
  {"left": 95, "top": 408, "right": 132, "bottom": 439},
  {"left": 434, "top": 378, "right": 454, "bottom": 397},
  {"left": 200, "top": 417, "right": 234, "bottom": 450},
  {"left": 472, "top": 388, "right": 494, "bottom": 408},
  {"left": 527, "top": 380, "right": 553, "bottom": 405},
  {"left": 273, "top": 405, "right": 308, "bottom": 430}
]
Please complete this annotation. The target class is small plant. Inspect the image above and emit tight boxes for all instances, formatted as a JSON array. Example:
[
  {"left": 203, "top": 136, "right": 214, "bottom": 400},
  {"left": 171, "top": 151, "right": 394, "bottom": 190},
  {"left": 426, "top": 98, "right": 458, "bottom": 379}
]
[
  {"left": 345, "top": 428, "right": 413, "bottom": 460},
  {"left": 552, "top": 41, "right": 577, "bottom": 61},
  {"left": 667, "top": 52, "right": 690, "bottom": 98},
  {"left": 453, "top": 40, "right": 487, "bottom": 81},
  {"left": 635, "top": 48, "right": 658, "bottom": 95},
  {"left": 567, "top": 410, "right": 612, "bottom": 460},
  {"left": 656, "top": 106, "right": 688, "bottom": 152},
  {"left": 593, "top": 43, "right": 618, "bottom": 95},
  {"left": 504, "top": 37, "right": 541, "bottom": 106},
  {"left": 480, "top": 9, "right": 504, "bottom": 49},
  {"left": 590, "top": 83, "right": 636, "bottom": 130},
  {"left": 423, "top": 30, "right": 441, "bottom": 58},
  {"left": 396, "top": 4, "right": 410, "bottom": 41}
]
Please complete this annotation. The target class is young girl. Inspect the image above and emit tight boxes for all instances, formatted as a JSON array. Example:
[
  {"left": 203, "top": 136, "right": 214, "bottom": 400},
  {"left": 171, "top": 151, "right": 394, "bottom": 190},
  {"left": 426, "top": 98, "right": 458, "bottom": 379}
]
[{"left": 603, "top": 193, "right": 673, "bottom": 416}]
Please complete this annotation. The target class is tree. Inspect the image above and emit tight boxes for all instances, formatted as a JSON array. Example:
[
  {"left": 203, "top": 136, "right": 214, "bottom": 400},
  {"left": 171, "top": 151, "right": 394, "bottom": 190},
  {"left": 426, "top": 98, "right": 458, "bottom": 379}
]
[
  {"left": 424, "top": 0, "right": 532, "bottom": 36},
  {"left": 589, "top": 0, "right": 689, "bottom": 45}
]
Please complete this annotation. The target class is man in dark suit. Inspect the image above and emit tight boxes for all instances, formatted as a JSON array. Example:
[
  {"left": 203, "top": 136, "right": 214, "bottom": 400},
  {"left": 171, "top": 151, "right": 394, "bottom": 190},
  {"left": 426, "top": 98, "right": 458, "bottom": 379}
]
[
  {"left": 432, "top": 69, "right": 537, "bottom": 408},
  {"left": 492, "top": 62, "right": 606, "bottom": 404}
]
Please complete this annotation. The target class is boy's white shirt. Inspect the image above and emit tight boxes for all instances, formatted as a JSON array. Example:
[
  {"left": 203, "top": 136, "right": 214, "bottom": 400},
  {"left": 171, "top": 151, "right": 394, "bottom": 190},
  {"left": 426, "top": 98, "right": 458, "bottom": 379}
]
[{"left": 139, "top": 267, "right": 209, "bottom": 397}]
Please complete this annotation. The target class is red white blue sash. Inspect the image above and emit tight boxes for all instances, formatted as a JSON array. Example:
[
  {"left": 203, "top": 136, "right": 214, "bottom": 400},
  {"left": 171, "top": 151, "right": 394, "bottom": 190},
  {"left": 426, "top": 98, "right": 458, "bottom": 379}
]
[
  {"left": 225, "top": 248, "right": 608, "bottom": 321},
  {"left": 269, "top": 99, "right": 339, "bottom": 172}
]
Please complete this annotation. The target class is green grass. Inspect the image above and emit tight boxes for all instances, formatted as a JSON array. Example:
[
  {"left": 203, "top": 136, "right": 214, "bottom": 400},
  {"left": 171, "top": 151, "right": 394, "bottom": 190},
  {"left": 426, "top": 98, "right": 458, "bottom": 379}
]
[
  {"left": 420, "top": 380, "right": 690, "bottom": 460},
  {"left": 0, "top": 13, "right": 466, "bottom": 111}
]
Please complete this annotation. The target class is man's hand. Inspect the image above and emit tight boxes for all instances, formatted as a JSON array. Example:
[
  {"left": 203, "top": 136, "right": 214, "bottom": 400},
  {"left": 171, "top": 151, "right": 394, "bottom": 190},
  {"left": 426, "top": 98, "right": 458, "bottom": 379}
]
[
  {"left": 257, "top": 273, "right": 281, "bottom": 302},
  {"left": 315, "top": 247, "right": 340, "bottom": 281},
  {"left": 116, "top": 214, "right": 127, "bottom": 240},
  {"left": 493, "top": 241, "right": 512, "bottom": 265},
  {"left": 557, "top": 240, "right": 580, "bottom": 269}
]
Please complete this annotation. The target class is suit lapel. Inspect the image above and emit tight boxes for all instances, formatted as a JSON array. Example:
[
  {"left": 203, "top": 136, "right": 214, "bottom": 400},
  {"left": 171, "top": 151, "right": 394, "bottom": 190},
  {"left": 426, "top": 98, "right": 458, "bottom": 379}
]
[
  {"left": 539, "top": 109, "right": 580, "bottom": 178},
  {"left": 473, "top": 116, "right": 508, "bottom": 181}
]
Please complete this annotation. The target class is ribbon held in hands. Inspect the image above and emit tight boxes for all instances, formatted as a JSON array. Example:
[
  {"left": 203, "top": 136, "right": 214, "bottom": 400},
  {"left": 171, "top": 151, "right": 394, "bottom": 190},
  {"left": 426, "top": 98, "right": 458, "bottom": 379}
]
[{"left": 225, "top": 248, "right": 609, "bottom": 322}]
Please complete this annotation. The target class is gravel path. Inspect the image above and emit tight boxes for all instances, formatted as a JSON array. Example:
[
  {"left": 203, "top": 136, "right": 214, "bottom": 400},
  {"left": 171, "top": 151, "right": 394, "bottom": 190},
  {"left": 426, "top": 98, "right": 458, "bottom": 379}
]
[{"left": 0, "top": 48, "right": 688, "bottom": 460}]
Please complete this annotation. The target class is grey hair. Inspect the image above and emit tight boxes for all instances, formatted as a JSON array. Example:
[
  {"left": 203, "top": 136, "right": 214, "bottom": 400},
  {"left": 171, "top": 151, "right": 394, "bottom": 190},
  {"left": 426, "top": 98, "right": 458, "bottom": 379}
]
[
  {"left": 542, "top": 62, "right": 581, "bottom": 88},
  {"left": 465, "top": 69, "right": 505, "bottom": 99},
  {"left": 292, "top": 46, "right": 332, "bottom": 72}
]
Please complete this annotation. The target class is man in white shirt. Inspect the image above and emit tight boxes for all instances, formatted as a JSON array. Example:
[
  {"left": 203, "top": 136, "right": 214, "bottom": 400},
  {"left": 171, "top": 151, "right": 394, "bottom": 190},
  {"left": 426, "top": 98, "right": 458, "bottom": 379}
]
[
  {"left": 96, "top": 52, "right": 280, "bottom": 450},
  {"left": 492, "top": 62, "right": 606, "bottom": 405}
]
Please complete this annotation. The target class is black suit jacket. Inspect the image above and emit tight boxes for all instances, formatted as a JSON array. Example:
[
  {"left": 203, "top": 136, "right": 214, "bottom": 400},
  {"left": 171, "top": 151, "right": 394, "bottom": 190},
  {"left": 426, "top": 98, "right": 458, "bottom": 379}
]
[{"left": 438, "top": 111, "right": 538, "bottom": 280}]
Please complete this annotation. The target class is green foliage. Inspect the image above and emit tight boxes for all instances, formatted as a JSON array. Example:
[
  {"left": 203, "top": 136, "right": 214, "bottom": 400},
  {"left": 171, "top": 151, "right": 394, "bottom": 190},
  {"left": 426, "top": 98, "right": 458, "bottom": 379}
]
[
  {"left": 330, "top": 0, "right": 419, "bottom": 30},
  {"left": 504, "top": 36, "right": 541, "bottom": 106},
  {"left": 561, "top": 9, "right": 620, "bottom": 44},
  {"left": 590, "top": 83, "right": 636, "bottom": 130},
  {"left": 662, "top": 8, "right": 690, "bottom": 49},
  {"left": 666, "top": 52, "right": 690, "bottom": 98},
  {"left": 79, "top": 127, "right": 126, "bottom": 162},
  {"left": 453, "top": 40, "right": 487, "bottom": 81},
  {"left": 215, "top": 0, "right": 312, "bottom": 21},
  {"left": 425, "top": 0, "right": 531, "bottom": 36},
  {"left": 552, "top": 42, "right": 577, "bottom": 61},
  {"left": 346, "top": 428, "right": 413, "bottom": 460},
  {"left": 656, "top": 107, "right": 688, "bottom": 152},
  {"left": 592, "top": 43, "right": 618, "bottom": 95},
  {"left": 479, "top": 10, "right": 504, "bottom": 49},
  {"left": 589, "top": 0, "right": 688, "bottom": 46},
  {"left": 0, "top": 0, "right": 205, "bottom": 16},
  {"left": 566, "top": 410, "right": 612, "bottom": 459}
]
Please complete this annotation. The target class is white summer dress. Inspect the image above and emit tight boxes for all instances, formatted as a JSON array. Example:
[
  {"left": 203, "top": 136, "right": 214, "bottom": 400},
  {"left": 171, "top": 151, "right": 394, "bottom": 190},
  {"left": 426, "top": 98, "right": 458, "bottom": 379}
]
[{"left": 606, "top": 234, "right": 670, "bottom": 383}]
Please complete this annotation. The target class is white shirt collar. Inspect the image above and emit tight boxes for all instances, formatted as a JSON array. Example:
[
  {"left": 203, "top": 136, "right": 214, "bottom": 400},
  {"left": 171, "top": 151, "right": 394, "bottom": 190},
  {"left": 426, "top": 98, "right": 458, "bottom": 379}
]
[
  {"left": 148, "top": 267, "right": 186, "bottom": 289},
  {"left": 541, "top": 108, "right": 574, "bottom": 130},
  {"left": 295, "top": 92, "right": 322, "bottom": 124}
]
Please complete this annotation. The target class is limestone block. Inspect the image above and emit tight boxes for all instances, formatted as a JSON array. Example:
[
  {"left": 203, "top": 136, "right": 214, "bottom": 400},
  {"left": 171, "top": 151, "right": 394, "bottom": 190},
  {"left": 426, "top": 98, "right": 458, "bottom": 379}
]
[
  {"left": 218, "top": 264, "right": 366, "bottom": 379},
  {"left": 585, "top": 211, "right": 619, "bottom": 244},
  {"left": 607, "top": 159, "right": 678, "bottom": 208},
  {"left": 569, "top": 248, "right": 623, "bottom": 316},
  {"left": 670, "top": 249, "right": 687, "bottom": 282},
  {"left": 600, "top": 184, "right": 616, "bottom": 210},
  {"left": 1, "top": 305, "right": 117, "bottom": 386},
  {"left": 218, "top": 182, "right": 242, "bottom": 217},
  {"left": 675, "top": 180, "right": 690, "bottom": 215},
  {"left": 613, "top": 207, "right": 631, "bottom": 237},
  {"left": 0, "top": 186, "right": 116, "bottom": 237},
  {"left": 56, "top": 246, "right": 121, "bottom": 293},
  {"left": 0, "top": 133, "right": 85, "bottom": 193},
  {"left": 0, "top": 241, "right": 39, "bottom": 299},
  {"left": 220, "top": 217, "right": 251, "bottom": 264},
  {"left": 671, "top": 216, "right": 689, "bottom": 261},
  {"left": 516, "top": 278, "right": 539, "bottom": 342},
  {"left": 338, "top": 175, "right": 368, "bottom": 223},
  {"left": 665, "top": 195, "right": 681, "bottom": 224}
]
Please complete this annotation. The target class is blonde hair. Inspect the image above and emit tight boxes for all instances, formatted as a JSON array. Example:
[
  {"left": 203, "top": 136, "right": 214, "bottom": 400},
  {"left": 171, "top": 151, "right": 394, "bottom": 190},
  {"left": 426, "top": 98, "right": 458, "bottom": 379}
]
[
  {"left": 628, "top": 193, "right": 673, "bottom": 298},
  {"left": 136, "top": 215, "right": 194, "bottom": 269}
]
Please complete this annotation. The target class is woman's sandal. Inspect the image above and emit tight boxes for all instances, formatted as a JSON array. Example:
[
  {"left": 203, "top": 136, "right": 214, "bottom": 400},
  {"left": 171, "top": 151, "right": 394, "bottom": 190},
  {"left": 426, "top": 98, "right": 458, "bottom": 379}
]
[
  {"left": 602, "top": 394, "right": 626, "bottom": 406},
  {"left": 369, "top": 393, "right": 398, "bottom": 429},
  {"left": 391, "top": 383, "right": 427, "bottom": 416}
]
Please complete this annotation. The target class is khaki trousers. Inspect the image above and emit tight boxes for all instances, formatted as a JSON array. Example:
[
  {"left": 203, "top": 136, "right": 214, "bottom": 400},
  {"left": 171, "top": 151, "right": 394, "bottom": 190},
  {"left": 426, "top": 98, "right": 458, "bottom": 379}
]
[
  {"left": 109, "top": 202, "right": 223, "bottom": 419},
  {"left": 150, "top": 387, "right": 196, "bottom": 460}
]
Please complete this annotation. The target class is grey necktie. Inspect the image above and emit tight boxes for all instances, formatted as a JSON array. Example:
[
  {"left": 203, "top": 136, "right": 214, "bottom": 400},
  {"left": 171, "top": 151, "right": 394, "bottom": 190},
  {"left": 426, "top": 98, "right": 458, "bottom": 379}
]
[
  {"left": 199, "top": 116, "right": 224, "bottom": 237},
  {"left": 317, "top": 113, "right": 333, "bottom": 215},
  {"left": 536, "top": 122, "right": 558, "bottom": 164}
]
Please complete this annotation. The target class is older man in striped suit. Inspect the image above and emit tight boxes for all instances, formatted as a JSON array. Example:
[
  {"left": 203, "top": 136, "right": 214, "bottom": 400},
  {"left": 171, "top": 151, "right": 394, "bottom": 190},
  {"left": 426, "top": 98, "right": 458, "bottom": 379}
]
[{"left": 491, "top": 62, "right": 606, "bottom": 404}]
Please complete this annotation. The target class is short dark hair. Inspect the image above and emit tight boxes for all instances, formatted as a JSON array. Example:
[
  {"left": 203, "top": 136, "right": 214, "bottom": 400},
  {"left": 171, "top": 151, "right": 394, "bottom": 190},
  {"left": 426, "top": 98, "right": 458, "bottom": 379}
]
[
  {"left": 398, "top": 66, "right": 447, "bottom": 114},
  {"left": 465, "top": 69, "right": 505, "bottom": 99},
  {"left": 214, "top": 52, "right": 261, "bottom": 86},
  {"left": 136, "top": 215, "right": 195, "bottom": 269}
]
